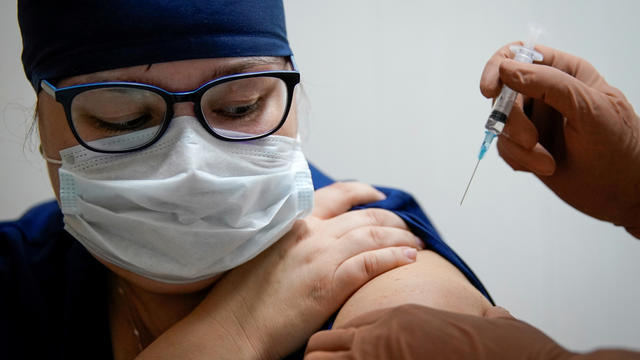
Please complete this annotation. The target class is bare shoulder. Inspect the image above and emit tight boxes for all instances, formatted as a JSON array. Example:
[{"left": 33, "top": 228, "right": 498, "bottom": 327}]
[{"left": 334, "top": 250, "right": 491, "bottom": 327}]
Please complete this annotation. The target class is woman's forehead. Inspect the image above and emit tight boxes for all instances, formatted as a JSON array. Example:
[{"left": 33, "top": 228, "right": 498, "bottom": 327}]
[{"left": 57, "top": 56, "right": 288, "bottom": 92}]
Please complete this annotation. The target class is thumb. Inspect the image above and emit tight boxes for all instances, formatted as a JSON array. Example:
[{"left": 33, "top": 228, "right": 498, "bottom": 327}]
[{"left": 499, "top": 59, "right": 597, "bottom": 125}]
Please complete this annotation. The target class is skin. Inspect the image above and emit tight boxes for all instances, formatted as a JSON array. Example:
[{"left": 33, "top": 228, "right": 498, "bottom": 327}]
[
  {"left": 38, "top": 56, "right": 490, "bottom": 359},
  {"left": 333, "top": 250, "right": 490, "bottom": 327}
]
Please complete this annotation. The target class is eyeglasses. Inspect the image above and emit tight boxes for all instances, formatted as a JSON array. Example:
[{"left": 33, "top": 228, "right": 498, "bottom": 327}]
[{"left": 40, "top": 61, "right": 300, "bottom": 153}]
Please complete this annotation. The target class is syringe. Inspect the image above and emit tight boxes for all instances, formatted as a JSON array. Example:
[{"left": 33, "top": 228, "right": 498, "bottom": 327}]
[{"left": 460, "top": 31, "right": 543, "bottom": 205}]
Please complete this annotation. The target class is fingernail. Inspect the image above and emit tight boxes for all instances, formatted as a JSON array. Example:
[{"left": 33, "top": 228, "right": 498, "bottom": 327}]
[
  {"left": 541, "top": 165, "right": 556, "bottom": 176},
  {"left": 535, "top": 163, "right": 555, "bottom": 176},
  {"left": 403, "top": 247, "right": 417, "bottom": 261},
  {"left": 415, "top": 236, "right": 426, "bottom": 249},
  {"left": 374, "top": 190, "right": 386, "bottom": 201}
]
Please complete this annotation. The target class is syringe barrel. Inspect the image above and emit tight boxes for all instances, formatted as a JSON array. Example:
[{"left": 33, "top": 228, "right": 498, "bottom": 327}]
[
  {"left": 484, "top": 86, "right": 517, "bottom": 134},
  {"left": 482, "top": 46, "right": 542, "bottom": 135}
]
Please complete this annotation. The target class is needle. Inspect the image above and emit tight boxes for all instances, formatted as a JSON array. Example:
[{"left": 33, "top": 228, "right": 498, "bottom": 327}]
[
  {"left": 460, "top": 130, "right": 495, "bottom": 205},
  {"left": 460, "top": 158, "right": 480, "bottom": 205}
]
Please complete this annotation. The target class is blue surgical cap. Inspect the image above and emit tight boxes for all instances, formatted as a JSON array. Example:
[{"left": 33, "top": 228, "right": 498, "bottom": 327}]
[{"left": 18, "top": 0, "right": 292, "bottom": 92}]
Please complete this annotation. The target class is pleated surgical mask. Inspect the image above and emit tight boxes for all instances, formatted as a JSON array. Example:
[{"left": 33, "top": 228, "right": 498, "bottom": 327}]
[{"left": 50, "top": 116, "right": 314, "bottom": 283}]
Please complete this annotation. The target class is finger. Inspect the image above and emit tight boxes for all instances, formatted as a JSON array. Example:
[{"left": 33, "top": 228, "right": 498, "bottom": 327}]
[
  {"left": 480, "top": 41, "right": 521, "bottom": 98},
  {"left": 333, "top": 247, "right": 417, "bottom": 298},
  {"left": 501, "top": 96, "right": 539, "bottom": 150},
  {"left": 497, "top": 136, "right": 556, "bottom": 176},
  {"left": 484, "top": 306, "right": 516, "bottom": 320},
  {"left": 313, "top": 182, "right": 386, "bottom": 219},
  {"left": 306, "top": 329, "right": 356, "bottom": 352},
  {"left": 337, "top": 226, "right": 424, "bottom": 259},
  {"left": 304, "top": 350, "right": 352, "bottom": 360},
  {"left": 480, "top": 43, "right": 604, "bottom": 100},
  {"left": 499, "top": 146, "right": 529, "bottom": 172},
  {"left": 498, "top": 58, "right": 599, "bottom": 123},
  {"left": 335, "top": 306, "right": 396, "bottom": 329},
  {"left": 530, "top": 44, "right": 605, "bottom": 87},
  {"left": 325, "top": 208, "right": 409, "bottom": 238}
]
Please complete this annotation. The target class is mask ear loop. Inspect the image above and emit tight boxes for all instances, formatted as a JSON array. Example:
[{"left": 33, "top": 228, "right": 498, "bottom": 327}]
[{"left": 39, "top": 144, "right": 62, "bottom": 165}]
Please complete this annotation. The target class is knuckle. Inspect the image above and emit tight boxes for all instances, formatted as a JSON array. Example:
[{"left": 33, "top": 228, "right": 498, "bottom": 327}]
[
  {"left": 308, "top": 277, "right": 331, "bottom": 304},
  {"left": 292, "top": 219, "right": 313, "bottom": 244},
  {"left": 331, "top": 181, "right": 356, "bottom": 194},
  {"left": 392, "top": 247, "right": 406, "bottom": 261},
  {"left": 361, "top": 254, "right": 379, "bottom": 278},
  {"left": 479, "top": 83, "right": 494, "bottom": 98},
  {"left": 278, "top": 219, "right": 315, "bottom": 260},
  {"left": 344, "top": 225, "right": 388, "bottom": 248},
  {"left": 363, "top": 208, "right": 384, "bottom": 226},
  {"left": 365, "top": 226, "right": 385, "bottom": 246}
]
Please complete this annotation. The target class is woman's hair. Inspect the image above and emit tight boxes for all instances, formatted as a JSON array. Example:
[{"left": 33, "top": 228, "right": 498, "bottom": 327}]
[{"left": 25, "top": 100, "right": 38, "bottom": 151}]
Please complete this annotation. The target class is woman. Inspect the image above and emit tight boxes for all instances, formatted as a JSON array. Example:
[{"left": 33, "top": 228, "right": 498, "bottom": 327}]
[{"left": 2, "top": 1, "right": 492, "bottom": 359}]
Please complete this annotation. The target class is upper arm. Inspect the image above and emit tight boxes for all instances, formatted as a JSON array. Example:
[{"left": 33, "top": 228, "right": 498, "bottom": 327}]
[{"left": 333, "top": 250, "right": 491, "bottom": 328}]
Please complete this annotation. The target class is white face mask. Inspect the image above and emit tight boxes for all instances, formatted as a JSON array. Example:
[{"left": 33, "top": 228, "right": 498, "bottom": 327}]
[{"left": 50, "top": 116, "right": 314, "bottom": 284}]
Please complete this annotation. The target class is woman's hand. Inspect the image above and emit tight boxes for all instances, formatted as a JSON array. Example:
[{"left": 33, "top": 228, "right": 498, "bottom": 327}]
[
  {"left": 138, "top": 182, "right": 423, "bottom": 359},
  {"left": 480, "top": 43, "right": 640, "bottom": 238}
]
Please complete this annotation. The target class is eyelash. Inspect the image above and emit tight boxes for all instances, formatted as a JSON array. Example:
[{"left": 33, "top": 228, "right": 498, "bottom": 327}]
[{"left": 93, "top": 114, "right": 152, "bottom": 132}]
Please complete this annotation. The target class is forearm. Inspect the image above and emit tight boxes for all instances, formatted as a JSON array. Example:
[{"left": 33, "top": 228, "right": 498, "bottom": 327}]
[{"left": 136, "top": 303, "right": 263, "bottom": 360}]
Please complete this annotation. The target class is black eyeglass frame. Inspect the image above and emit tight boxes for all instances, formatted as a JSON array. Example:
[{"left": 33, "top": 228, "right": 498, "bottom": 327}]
[{"left": 40, "top": 58, "right": 300, "bottom": 154}]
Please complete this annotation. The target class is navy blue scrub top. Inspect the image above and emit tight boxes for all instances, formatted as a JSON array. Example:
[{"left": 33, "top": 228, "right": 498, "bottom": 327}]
[{"left": 0, "top": 164, "right": 492, "bottom": 359}]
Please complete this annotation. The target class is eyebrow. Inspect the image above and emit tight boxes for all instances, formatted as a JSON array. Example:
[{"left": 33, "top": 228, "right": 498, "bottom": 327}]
[
  {"left": 205, "top": 57, "right": 288, "bottom": 79},
  {"left": 75, "top": 57, "right": 288, "bottom": 87}
]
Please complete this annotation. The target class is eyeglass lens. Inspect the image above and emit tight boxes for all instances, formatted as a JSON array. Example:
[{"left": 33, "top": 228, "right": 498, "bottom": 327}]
[{"left": 69, "top": 76, "right": 289, "bottom": 151}]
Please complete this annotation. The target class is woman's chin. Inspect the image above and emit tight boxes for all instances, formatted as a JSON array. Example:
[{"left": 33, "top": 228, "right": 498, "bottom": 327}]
[{"left": 95, "top": 256, "right": 222, "bottom": 294}]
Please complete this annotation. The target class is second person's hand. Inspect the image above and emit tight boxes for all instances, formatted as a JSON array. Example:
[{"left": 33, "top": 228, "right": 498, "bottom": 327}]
[
  {"left": 480, "top": 43, "right": 640, "bottom": 238},
  {"left": 305, "top": 304, "right": 640, "bottom": 360}
]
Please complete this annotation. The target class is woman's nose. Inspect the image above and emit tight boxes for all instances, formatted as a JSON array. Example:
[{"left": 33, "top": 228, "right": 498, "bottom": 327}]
[{"left": 173, "top": 102, "right": 197, "bottom": 117}]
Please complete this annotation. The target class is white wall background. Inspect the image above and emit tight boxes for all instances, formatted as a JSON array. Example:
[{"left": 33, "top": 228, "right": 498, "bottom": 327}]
[{"left": 1, "top": 0, "right": 638, "bottom": 354}]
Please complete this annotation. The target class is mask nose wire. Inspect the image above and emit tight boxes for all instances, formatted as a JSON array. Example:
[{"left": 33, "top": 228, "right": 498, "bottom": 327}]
[
  {"left": 43, "top": 98, "right": 206, "bottom": 166},
  {"left": 41, "top": 115, "right": 205, "bottom": 166}
]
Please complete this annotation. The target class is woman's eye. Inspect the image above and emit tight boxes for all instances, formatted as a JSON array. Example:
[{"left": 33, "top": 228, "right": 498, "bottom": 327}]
[
  {"left": 213, "top": 101, "right": 260, "bottom": 118},
  {"left": 93, "top": 113, "right": 152, "bottom": 132}
]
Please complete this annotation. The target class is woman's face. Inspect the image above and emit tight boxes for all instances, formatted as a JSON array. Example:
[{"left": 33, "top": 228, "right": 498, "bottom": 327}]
[{"left": 37, "top": 56, "right": 299, "bottom": 294}]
